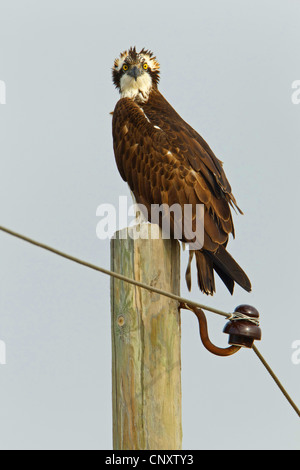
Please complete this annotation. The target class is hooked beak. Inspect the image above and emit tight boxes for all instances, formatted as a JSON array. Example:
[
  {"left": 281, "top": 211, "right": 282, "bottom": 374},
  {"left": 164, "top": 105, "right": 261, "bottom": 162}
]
[{"left": 127, "top": 66, "right": 142, "bottom": 80}]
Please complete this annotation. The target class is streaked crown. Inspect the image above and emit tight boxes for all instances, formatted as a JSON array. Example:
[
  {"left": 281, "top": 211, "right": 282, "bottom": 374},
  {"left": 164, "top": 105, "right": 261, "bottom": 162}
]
[{"left": 112, "top": 47, "right": 160, "bottom": 94}]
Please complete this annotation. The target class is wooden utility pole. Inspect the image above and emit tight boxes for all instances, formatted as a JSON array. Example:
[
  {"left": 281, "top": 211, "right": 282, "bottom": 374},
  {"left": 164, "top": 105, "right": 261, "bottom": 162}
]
[{"left": 110, "top": 223, "right": 182, "bottom": 450}]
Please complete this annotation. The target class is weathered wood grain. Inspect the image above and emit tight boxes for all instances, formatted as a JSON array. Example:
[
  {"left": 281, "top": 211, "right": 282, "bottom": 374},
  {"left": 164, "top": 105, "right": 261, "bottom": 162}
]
[{"left": 111, "top": 223, "right": 182, "bottom": 450}]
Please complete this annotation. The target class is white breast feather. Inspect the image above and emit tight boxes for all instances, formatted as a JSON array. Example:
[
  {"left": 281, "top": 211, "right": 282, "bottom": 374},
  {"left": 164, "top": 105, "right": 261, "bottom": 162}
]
[{"left": 120, "top": 73, "right": 152, "bottom": 102}]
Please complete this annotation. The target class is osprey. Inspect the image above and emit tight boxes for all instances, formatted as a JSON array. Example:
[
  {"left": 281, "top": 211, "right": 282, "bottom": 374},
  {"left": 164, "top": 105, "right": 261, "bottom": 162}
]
[{"left": 111, "top": 47, "right": 251, "bottom": 295}]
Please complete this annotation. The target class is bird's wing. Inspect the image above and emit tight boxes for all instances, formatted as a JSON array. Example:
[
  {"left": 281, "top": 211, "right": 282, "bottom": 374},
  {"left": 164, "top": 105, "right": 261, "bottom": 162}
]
[
  {"left": 142, "top": 90, "right": 242, "bottom": 216},
  {"left": 112, "top": 97, "right": 234, "bottom": 253}
]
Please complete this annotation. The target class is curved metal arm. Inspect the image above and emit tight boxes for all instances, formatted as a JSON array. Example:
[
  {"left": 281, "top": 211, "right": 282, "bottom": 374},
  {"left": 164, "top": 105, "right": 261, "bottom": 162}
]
[{"left": 179, "top": 302, "right": 241, "bottom": 357}]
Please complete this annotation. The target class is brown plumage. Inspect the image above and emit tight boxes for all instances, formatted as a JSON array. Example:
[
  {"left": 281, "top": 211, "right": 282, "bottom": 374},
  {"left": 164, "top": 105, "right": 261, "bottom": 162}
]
[{"left": 111, "top": 47, "right": 251, "bottom": 295}]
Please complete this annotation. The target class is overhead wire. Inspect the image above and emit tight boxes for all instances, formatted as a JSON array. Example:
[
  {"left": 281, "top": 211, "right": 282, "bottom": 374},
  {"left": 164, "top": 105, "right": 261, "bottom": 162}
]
[{"left": 0, "top": 224, "right": 299, "bottom": 418}]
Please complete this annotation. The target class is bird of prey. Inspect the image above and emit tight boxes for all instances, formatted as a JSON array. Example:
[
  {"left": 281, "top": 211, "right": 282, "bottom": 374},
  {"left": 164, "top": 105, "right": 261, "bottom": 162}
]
[{"left": 111, "top": 47, "right": 251, "bottom": 295}]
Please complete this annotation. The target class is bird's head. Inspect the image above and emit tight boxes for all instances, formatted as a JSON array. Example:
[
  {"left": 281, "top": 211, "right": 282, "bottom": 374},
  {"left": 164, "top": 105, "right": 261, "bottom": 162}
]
[{"left": 112, "top": 47, "right": 160, "bottom": 102}]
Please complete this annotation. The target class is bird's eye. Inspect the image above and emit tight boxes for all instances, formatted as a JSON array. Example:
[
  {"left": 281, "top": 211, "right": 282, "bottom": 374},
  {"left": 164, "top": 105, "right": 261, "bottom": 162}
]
[
  {"left": 123, "top": 64, "right": 128, "bottom": 71},
  {"left": 143, "top": 63, "right": 148, "bottom": 70}
]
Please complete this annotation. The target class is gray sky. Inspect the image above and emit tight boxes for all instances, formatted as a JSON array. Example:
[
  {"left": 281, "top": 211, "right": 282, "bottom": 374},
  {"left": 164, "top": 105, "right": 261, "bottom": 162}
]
[{"left": 0, "top": 0, "right": 299, "bottom": 450}]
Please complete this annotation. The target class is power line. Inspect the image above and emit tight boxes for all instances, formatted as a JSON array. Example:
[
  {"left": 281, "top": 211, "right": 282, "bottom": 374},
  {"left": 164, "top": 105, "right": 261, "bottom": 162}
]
[
  {"left": 252, "top": 345, "right": 300, "bottom": 418},
  {"left": 0, "top": 226, "right": 232, "bottom": 318},
  {"left": 0, "top": 224, "right": 299, "bottom": 419}
]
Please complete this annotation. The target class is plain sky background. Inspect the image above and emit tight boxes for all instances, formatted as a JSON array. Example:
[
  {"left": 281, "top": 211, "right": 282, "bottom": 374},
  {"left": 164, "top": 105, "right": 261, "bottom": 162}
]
[{"left": 0, "top": 0, "right": 299, "bottom": 450}]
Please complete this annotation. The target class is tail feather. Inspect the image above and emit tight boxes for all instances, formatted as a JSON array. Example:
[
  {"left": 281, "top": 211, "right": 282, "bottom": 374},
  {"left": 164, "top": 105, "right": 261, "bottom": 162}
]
[
  {"left": 190, "top": 246, "right": 251, "bottom": 295},
  {"left": 194, "top": 251, "right": 216, "bottom": 295},
  {"left": 213, "top": 263, "right": 234, "bottom": 295},
  {"left": 209, "top": 245, "right": 252, "bottom": 293}
]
